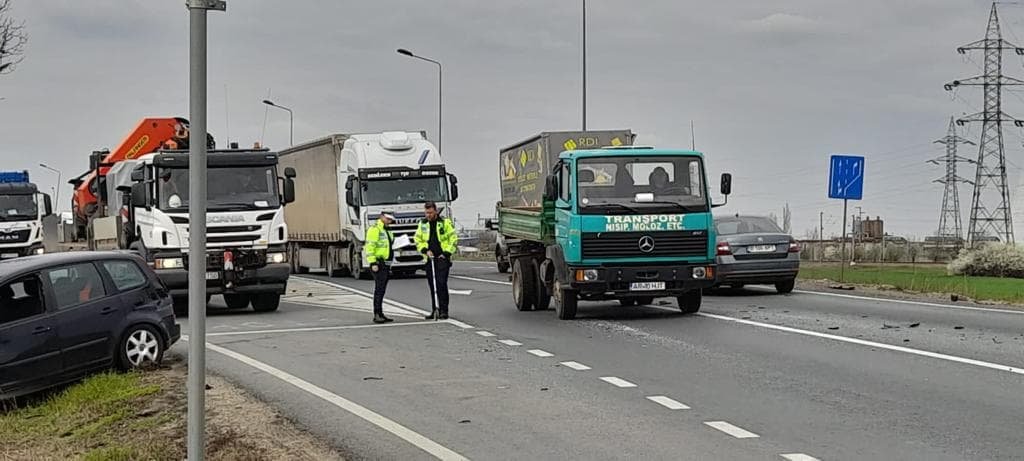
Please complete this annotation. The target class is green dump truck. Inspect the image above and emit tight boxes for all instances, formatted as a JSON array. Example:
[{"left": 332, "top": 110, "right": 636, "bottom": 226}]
[{"left": 489, "top": 131, "right": 732, "bottom": 320}]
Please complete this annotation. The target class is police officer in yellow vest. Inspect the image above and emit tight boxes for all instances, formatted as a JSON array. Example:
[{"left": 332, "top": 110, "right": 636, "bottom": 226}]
[
  {"left": 366, "top": 211, "right": 396, "bottom": 324},
  {"left": 414, "top": 201, "right": 458, "bottom": 319}
]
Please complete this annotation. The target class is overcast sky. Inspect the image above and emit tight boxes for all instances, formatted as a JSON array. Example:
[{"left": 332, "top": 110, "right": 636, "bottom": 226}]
[{"left": 3, "top": 0, "right": 1024, "bottom": 239}]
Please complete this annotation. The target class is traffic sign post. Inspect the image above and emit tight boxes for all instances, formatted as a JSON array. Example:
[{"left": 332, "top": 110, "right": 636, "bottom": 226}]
[{"left": 828, "top": 155, "right": 865, "bottom": 283}]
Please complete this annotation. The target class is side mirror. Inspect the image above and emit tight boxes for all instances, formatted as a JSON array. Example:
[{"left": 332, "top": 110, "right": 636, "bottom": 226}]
[
  {"left": 344, "top": 175, "right": 355, "bottom": 191},
  {"left": 451, "top": 184, "right": 460, "bottom": 201},
  {"left": 543, "top": 176, "right": 557, "bottom": 201},
  {"left": 284, "top": 167, "right": 297, "bottom": 179},
  {"left": 283, "top": 178, "right": 296, "bottom": 204},
  {"left": 43, "top": 195, "right": 53, "bottom": 217},
  {"left": 131, "top": 165, "right": 146, "bottom": 182},
  {"left": 131, "top": 183, "right": 150, "bottom": 211},
  {"left": 345, "top": 189, "right": 357, "bottom": 208},
  {"left": 720, "top": 173, "right": 732, "bottom": 196},
  {"left": 484, "top": 218, "right": 496, "bottom": 231}
]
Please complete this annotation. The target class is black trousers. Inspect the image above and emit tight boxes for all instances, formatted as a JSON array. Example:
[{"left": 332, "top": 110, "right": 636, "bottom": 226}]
[
  {"left": 372, "top": 263, "right": 389, "bottom": 316},
  {"left": 425, "top": 258, "right": 451, "bottom": 313}
]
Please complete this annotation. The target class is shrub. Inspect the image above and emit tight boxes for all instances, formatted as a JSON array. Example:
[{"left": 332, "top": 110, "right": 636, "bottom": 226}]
[{"left": 948, "top": 243, "right": 1024, "bottom": 278}]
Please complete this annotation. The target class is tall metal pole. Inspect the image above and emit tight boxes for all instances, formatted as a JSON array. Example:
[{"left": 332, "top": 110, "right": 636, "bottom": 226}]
[
  {"left": 396, "top": 49, "right": 442, "bottom": 154},
  {"left": 819, "top": 211, "right": 824, "bottom": 262},
  {"left": 186, "top": 1, "right": 225, "bottom": 460},
  {"left": 39, "top": 164, "right": 61, "bottom": 211},
  {"left": 582, "top": 0, "right": 587, "bottom": 131},
  {"left": 840, "top": 199, "right": 848, "bottom": 283}
]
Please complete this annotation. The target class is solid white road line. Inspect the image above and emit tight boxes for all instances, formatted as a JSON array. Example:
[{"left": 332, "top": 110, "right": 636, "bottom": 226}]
[
  {"left": 697, "top": 312, "right": 1024, "bottom": 376},
  {"left": 527, "top": 349, "right": 554, "bottom": 358},
  {"left": 475, "top": 331, "right": 496, "bottom": 337},
  {"left": 646, "top": 395, "right": 691, "bottom": 410},
  {"left": 446, "top": 319, "right": 474, "bottom": 329},
  {"left": 206, "top": 321, "right": 444, "bottom": 337},
  {"left": 560, "top": 361, "right": 592, "bottom": 371},
  {"left": 599, "top": 376, "right": 638, "bottom": 388},
  {"left": 780, "top": 454, "right": 821, "bottom": 461},
  {"left": 704, "top": 421, "right": 760, "bottom": 439},
  {"left": 498, "top": 339, "right": 523, "bottom": 346},
  {"left": 448, "top": 289, "right": 474, "bottom": 296},
  {"left": 793, "top": 288, "right": 1024, "bottom": 315},
  {"left": 297, "top": 276, "right": 431, "bottom": 316},
  {"left": 183, "top": 338, "right": 468, "bottom": 461},
  {"left": 283, "top": 301, "right": 422, "bottom": 319},
  {"left": 451, "top": 275, "right": 511, "bottom": 286}
]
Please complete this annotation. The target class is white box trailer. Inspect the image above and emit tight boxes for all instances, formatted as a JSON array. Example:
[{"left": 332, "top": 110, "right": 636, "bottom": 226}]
[{"left": 279, "top": 131, "right": 458, "bottom": 279}]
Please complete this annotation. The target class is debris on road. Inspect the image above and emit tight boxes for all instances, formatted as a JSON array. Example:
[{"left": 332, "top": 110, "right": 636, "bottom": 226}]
[
  {"left": 954, "top": 326, "right": 965, "bottom": 330},
  {"left": 909, "top": 323, "right": 920, "bottom": 328},
  {"left": 828, "top": 327, "right": 840, "bottom": 330},
  {"left": 363, "top": 376, "right": 383, "bottom": 381},
  {"left": 882, "top": 324, "right": 900, "bottom": 329}
]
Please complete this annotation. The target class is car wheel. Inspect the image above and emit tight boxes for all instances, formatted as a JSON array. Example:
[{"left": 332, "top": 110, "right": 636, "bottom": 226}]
[
  {"left": 251, "top": 293, "right": 281, "bottom": 312},
  {"left": 775, "top": 279, "right": 796, "bottom": 294},
  {"left": 512, "top": 258, "right": 537, "bottom": 311},
  {"left": 554, "top": 280, "right": 578, "bottom": 320},
  {"left": 677, "top": 289, "right": 702, "bottom": 314},
  {"left": 119, "top": 324, "right": 164, "bottom": 370},
  {"left": 224, "top": 294, "right": 251, "bottom": 309}
]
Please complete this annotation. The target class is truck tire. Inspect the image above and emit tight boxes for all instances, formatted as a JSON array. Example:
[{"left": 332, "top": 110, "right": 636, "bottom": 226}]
[
  {"left": 496, "top": 249, "right": 510, "bottom": 273},
  {"left": 553, "top": 279, "right": 578, "bottom": 320},
  {"left": 533, "top": 259, "right": 551, "bottom": 310},
  {"left": 775, "top": 279, "right": 796, "bottom": 294},
  {"left": 349, "top": 249, "right": 367, "bottom": 280},
  {"left": 326, "top": 259, "right": 341, "bottom": 278},
  {"left": 224, "top": 294, "right": 251, "bottom": 310},
  {"left": 636, "top": 297, "right": 655, "bottom": 306},
  {"left": 511, "top": 258, "right": 537, "bottom": 311},
  {"left": 251, "top": 293, "right": 281, "bottom": 312},
  {"left": 677, "top": 289, "right": 702, "bottom": 314}
]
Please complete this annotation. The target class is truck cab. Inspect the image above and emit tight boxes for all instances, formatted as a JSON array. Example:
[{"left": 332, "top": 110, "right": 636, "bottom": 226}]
[{"left": 0, "top": 171, "right": 53, "bottom": 260}]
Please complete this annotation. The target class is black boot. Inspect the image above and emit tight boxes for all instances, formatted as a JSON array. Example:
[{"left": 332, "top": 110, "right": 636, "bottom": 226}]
[
  {"left": 424, "top": 310, "right": 438, "bottom": 320},
  {"left": 438, "top": 311, "right": 449, "bottom": 320},
  {"left": 373, "top": 314, "right": 393, "bottom": 324}
]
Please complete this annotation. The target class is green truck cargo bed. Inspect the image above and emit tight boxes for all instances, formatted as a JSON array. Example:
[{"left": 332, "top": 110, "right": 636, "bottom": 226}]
[{"left": 497, "top": 202, "right": 556, "bottom": 245}]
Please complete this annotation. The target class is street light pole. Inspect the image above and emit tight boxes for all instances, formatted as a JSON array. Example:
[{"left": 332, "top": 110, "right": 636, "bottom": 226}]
[
  {"left": 397, "top": 48, "right": 442, "bottom": 154},
  {"left": 582, "top": 0, "right": 587, "bottom": 131},
  {"left": 261, "top": 99, "right": 293, "bottom": 146},
  {"left": 186, "top": 1, "right": 225, "bottom": 460},
  {"left": 38, "top": 163, "right": 62, "bottom": 211}
]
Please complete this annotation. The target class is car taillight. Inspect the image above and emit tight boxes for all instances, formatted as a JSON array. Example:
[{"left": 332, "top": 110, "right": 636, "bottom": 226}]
[
  {"left": 716, "top": 242, "right": 732, "bottom": 256},
  {"left": 789, "top": 241, "right": 800, "bottom": 252}
]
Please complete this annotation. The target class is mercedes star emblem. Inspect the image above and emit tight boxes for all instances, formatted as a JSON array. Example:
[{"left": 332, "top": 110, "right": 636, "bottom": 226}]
[{"left": 638, "top": 235, "right": 656, "bottom": 253}]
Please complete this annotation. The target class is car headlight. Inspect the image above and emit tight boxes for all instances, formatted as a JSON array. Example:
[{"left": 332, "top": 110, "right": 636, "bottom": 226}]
[
  {"left": 692, "top": 266, "right": 714, "bottom": 279},
  {"left": 267, "top": 252, "right": 287, "bottom": 264},
  {"left": 155, "top": 257, "right": 184, "bottom": 269},
  {"left": 33, "top": 247, "right": 45, "bottom": 255}
]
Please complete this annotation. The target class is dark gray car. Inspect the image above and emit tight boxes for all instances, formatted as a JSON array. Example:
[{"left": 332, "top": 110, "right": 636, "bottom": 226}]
[
  {"left": 0, "top": 251, "right": 180, "bottom": 399},
  {"left": 713, "top": 215, "right": 800, "bottom": 293}
]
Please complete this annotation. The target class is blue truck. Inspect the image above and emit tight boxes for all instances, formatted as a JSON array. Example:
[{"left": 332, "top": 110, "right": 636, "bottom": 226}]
[
  {"left": 0, "top": 171, "right": 53, "bottom": 259},
  {"left": 490, "top": 131, "right": 731, "bottom": 320}
]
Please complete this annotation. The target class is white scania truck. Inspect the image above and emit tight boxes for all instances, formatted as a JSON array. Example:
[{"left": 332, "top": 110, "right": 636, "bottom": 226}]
[
  {"left": 0, "top": 171, "right": 53, "bottom": 260},
  {"left": 89, "top": 149, "right": 296, "bottom": 313},
  {"left": 279, "top": 131, "right": 458, "bottom": 278}
]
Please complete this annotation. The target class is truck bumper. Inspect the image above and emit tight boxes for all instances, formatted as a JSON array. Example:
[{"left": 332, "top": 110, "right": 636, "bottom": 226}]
[
  {"left": 157, "top": 263, "right": 290, "bottom": 297},
  {"left": 0, "top": 242, "right": 44, "bottom": 260},
  {"left": 568, "top": 264, "right": 716, "bottom": 300}
]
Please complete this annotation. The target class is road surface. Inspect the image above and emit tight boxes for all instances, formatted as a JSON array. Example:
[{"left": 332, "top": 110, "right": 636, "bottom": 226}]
[{"left": 173, "top": 260, "right": 1024, "bottom": 460}]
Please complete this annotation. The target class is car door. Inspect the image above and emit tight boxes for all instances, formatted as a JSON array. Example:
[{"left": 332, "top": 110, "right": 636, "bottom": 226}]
[
  {"left": 43, "top": 262, "right": 118, "bottom": 374},
  {"left": 100, "top": 257, "right": 162, "bottom": 319},
  {"left": 0, "top": 273, "right": 61, "bottom": 397}
]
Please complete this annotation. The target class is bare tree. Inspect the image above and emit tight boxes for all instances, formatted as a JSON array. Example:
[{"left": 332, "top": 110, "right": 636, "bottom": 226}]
[{"left": 0, "top": 0, "right": 27, "bottom": 75}]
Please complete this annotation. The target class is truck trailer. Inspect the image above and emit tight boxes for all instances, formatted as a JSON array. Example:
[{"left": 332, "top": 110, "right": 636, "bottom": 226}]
[
  {"left": 0, "top": 171, "right": 53, "bottom": 259},
  {"left": 489, "top": 131, "right": 732, "bottom": 320},
  {"left": 279, "top": 131, "right": 458, "bottom": 278}
]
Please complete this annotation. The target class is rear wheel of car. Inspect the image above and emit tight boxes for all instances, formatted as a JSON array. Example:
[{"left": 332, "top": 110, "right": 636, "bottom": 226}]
[
  {"left": 775, "top": 279, "right": 796, "bottom": 294},
  {"left": 512, "top": 258, "right": 536, "bottom": 311},
  {"left": 224, "top": 294, "right": 251, "bottom": 310},
  {"left": 251, "top": 293, "right": 281, "bottom": 312},
  {"left": 118, "top": 324, "right": 164, "bottom": 370},
  {"left": 554, "top": 280, "right": 578, "bottom": 320},
  {"left": 677, "top": 289, "right": 702, "bottom": 314}
]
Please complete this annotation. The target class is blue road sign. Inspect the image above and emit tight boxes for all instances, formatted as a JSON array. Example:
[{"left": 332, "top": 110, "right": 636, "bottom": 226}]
[{"left": 828, "top": 155, "right": 864, "bottom": 200}]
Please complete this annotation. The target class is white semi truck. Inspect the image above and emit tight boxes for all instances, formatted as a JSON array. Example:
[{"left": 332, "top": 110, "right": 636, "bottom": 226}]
[
  {"left": 279, "top": 131, "right": 458, "bottom": 278},
  {"left": 0, "top": 171, "right": 53, "bottom": 260},
  {"left": 90, "top": 149, "right": 296, "bottom": 313}
]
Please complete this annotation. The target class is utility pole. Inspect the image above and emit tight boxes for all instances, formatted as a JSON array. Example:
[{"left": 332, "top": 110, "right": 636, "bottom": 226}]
[
  {"left": 581, "top": 0, "right": 587, "bottom": 131},
  {"left": 930, "top": 116, "right": 975, "bottom": 251},
  {"left": 819, "top": 211, "right": 824, "bottom": 262},
  {"left": 945, "top": 2, "right": 1022, "bottom": 246},
  {"left": 186, "top": 1, "right": 225, "bottom": 460}
]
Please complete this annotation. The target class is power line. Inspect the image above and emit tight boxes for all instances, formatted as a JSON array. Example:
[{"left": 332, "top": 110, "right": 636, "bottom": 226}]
[{"left": 929, "top": 116, "right": 975, "bottom": 249}]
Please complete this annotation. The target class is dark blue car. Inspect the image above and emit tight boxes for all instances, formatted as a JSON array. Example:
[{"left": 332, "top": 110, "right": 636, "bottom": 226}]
[{"left": 0, "top": 251, "right": 180, "bottom": 399}]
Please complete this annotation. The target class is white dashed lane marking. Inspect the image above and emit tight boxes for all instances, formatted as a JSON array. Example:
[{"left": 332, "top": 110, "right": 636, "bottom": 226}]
[
  {"left": 646, "top": 395, "right": 690, "bottom": 410},
  {"left": 527, "top": 349, "right": 554, "bottom": 358},
  {"left": 498, "top": 339, "right": 523, "bottom": 346},
  {"left": 475, "top": 331, "right": 496, "bottom": 337},
  {"left": 599, "top": 376, "right": 638, "bottom": 388},
  {"left": 560, "top": 361, "right": 592, "bottom": 371},
  {"left": 780, "top": 454, "right": 820, "bottom": 461},
  {"left": 704, "top": 421, "right": 760, "bottom": 439}
]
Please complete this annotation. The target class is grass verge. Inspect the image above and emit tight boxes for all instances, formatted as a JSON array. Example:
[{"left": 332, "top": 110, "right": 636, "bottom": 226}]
[{"left": 798, "top": 263, "right": 1024, "bottom": 304}]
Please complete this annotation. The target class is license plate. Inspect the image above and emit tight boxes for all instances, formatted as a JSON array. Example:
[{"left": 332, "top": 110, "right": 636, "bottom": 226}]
[
  {"left": 401, "top": 250, "right": 421, "bottom": 257},
  {"left": 205, "top": 271, "right": 220, "bottom": 280},
  {"left": 1, "top": 253, "right": 17, "bottom": 259},
  {"left": 748, "top": 245, "right": 776, "bottom": 253},
  {"left": 630, "top": 282, "right": 665, "bottom": 291}
]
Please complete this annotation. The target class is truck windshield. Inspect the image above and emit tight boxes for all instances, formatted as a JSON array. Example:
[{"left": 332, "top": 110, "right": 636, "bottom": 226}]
[
  {"left": 0, "top": 194, "right": 38, "bottom": 221},
  {"left": 361, "top": 177, "right": 448, "bottom": 206},
  {"left": 157, "top": 166, "right": 281, "bottom": 211},
  {"left": 576, "top": 156, "right": 707, "bottom": 214}
]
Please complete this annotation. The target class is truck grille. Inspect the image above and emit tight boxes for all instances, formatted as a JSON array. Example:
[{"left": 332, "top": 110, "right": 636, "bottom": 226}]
[
  {"left": 0, "top": 229, "right": 30, "bottom": 244},
  {"left": 185, "top": 249, "right": 267, "bottom": 270},
  {"left": 581, "top": 231, "right": 708, "bottom": 259},
  {"left": 207, "top": 234, "right": 262, "bottom": 244},
  {"left": 207, "top": 225, "right": 261, "bottom": 233}
]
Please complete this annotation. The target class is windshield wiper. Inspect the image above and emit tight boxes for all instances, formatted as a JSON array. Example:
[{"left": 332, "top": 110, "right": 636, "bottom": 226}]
[{"left": 585, "top": 203, "right": 642, "bottom": 214}]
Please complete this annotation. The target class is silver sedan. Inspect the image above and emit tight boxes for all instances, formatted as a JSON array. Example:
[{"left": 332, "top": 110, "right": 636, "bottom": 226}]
[{"left": 713, "top": 215, "right": 800, "bottom": 293}]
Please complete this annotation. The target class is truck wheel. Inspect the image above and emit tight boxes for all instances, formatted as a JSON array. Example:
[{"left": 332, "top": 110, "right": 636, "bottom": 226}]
[
  {"left": 349, "top": 250, "right": 366, "bottom": 280},
  {"left": 533, "top": 259, "right": 551, "bottom": 310},
  {"left": 636, "top": 297, "right": 655, "bottom": 306},
  {"left": 496, "top": 250, "right": 510, "bottom": 273},
  {"left": 326, "top": 260, "right": 341, "bottom": 278},
  {"left": 553, "top": 280, "right": 578, "bottom": 320},
  {"left": 224, "top": 294, "right": 251, "bottom": 310},
  {"left": 251, "top": 293, "right": 281, "bottom": 312},
  {"left": 677, "top": 289, "right": 702, "bottom": 314},
  {"left": 511, "top": 258, "right": 537, "bottom": 311},
  {"left": 775, "top": 279, "right": 796, "bottom": 294}
]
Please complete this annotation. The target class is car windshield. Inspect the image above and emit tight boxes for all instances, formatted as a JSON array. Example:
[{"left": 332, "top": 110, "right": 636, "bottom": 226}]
[
  {"left": 361, "top": 177, "right": 449, "bottom": 206},
  {"left": 0, "top": 194, "right": 38, "bottom": 221},
  {"left": 157, "top": 166, "right": 281, "bottom": 211},
  {"left": 576, "top": 156, "right": 706, "bottom": 214},
  {"left": 715, "top": 216, "right": 783, "bottom": 235}
]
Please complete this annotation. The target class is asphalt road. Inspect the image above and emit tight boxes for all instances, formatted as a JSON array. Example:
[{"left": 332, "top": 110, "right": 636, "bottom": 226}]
[{"left": 174, "top": 260, "right": 1024, "bottom": 460}]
